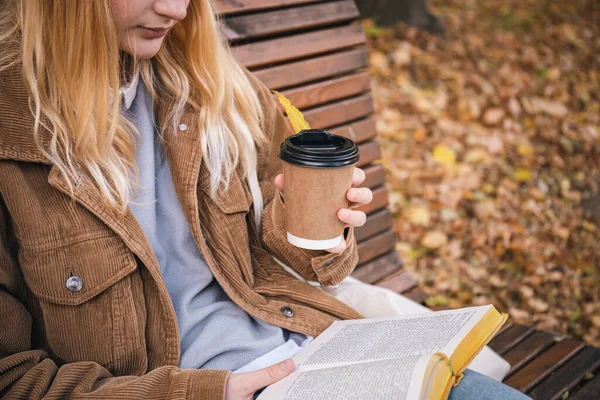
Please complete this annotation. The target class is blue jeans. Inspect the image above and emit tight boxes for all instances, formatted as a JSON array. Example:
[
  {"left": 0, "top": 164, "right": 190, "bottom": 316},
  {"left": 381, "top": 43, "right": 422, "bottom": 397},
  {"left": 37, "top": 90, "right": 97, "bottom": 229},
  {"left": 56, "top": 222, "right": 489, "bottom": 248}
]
[{"left": 449, "top": 369, "right": 532, "bottom": 400}]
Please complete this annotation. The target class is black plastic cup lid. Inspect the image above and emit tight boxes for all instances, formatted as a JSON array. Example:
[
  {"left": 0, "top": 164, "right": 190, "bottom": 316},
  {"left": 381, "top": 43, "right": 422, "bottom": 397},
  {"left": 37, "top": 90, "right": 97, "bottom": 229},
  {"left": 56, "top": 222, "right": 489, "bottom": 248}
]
[{"left": 279, "top": 129, "right": 359, "bottom": 168}]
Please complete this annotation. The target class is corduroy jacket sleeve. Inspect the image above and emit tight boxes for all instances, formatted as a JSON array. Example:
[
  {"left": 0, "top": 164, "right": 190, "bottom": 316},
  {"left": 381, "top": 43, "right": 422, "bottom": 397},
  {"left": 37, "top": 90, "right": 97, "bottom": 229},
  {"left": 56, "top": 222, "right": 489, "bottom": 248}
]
[
  {"left": 246, "top": 70, "right": 360, "bottom": 287},
  {"left": 0, "top": 200, "right": 230, "bottom": 400}
]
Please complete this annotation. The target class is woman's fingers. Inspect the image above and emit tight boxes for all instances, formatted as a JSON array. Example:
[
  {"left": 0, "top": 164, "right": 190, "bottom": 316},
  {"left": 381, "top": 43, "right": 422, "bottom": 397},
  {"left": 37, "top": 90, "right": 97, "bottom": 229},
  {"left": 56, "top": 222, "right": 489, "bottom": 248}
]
[
  {"left": 274, "top": 174, "right": 284, "bottom": 192},
  {"left": 326, "top": 238, "right": 347, "bottom": 254},
  {"left": 225, "top": 359, "right": 295, "bottom": 399},
  {"left": 346, "top": 187, "right": 373, "bottom": 205},
  {"left": 243, "top": 359, "right": 294, "bottom": 389},
  {"left": 338, "top": 208, "right": 366, "bottom": 227},
  {"left": 351, "top": 167, "right": 366, "bottom": 187}
]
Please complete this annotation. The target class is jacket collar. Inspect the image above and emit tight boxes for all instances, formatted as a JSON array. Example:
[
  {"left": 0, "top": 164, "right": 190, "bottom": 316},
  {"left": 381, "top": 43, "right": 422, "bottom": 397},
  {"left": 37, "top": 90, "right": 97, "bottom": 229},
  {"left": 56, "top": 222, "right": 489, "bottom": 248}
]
[
  {"left": 0, "top": 59, "right": 51, "bottom": 164},
  {"left": 0, "top": 60, "right": 140, "bottom": 163}
]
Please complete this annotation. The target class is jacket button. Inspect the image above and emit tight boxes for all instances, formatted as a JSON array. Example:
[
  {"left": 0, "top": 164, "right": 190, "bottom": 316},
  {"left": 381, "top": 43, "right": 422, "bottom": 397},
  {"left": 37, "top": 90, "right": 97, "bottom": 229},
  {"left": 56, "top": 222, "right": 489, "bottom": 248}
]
[
  {"left": 179, "top": 123, "right": 188, "bottom": 131},
  {"left": 66, "top": 276, "right": 83, "bottom": 292},
  {"left": 280, "top": 306, "right": 294, "bottom": 318}
]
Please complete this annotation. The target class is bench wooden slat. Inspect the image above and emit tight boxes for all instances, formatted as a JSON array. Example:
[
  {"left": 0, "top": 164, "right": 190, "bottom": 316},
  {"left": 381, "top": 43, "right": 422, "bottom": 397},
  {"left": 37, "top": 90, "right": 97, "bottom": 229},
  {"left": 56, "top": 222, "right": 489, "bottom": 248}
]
[
  {"left": 330, "top": 118, "right": 377, "bottom": 144},
  {"left": 503, "top": 330, "right": 556, "bottom": 378},
  {"left": 355, "top": 208, "right": 392, "bottom": 242},
  {"left": 279, "top": 72, "right": 371, "bottom": 110},
  {"left": 351, "top": 251, "right": 403, "bottom": 284},
  {"left": 304, "top": 94, "right": 374, "bottom": 129},
  {"left": 356, "top": 141, "right": 382, "bottom": 168},
  {"left": 232, "top": 24, "right": 365, "bottom": 68},
  {"left": 504, "top": 338, "right": 585, "bottom": 392},
  {"left": 222, "top": 1, "right": 359, "bottom": 41},
  {"left": 356, "top": 186, "right": 388, "bottom": 214},
  {"left": 488, "top": 324, "right": 535, "bottom": 355},
  {"left": 402, "top": 286, "right": 429, "bottom": 302},
  {"left": 527, "top": 346, "right": 600, "bottom": 400},
  {"left": 496, "top": 322, "right": 514, "bottom": 337},
  {"left": 215, "top": 0, "right": 324, "bottom": 15},
  {"left": 361, "top": 164, "right": 386, "bottom": 189},
  {"left": 375, "top": 269, "right": 418, "bottom": 294},
  {"left": 255, "top": 48, "right": 368, "bottom": 90},
  {"left": 357, "top": 229, "right": 395, "bottom": 266},
  {"left": 571, "top": 372, "right": 600, "bottom": 400},
  {"left": 280, "top": 117, "right": 376, "bottom": 145}
]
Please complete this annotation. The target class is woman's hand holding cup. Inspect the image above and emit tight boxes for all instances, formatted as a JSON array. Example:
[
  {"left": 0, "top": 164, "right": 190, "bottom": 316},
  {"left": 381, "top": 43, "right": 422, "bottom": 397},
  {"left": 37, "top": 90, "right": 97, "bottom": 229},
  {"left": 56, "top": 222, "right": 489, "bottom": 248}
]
[{"left": 274, "top": 167, "right": 373, "bottom": 254}]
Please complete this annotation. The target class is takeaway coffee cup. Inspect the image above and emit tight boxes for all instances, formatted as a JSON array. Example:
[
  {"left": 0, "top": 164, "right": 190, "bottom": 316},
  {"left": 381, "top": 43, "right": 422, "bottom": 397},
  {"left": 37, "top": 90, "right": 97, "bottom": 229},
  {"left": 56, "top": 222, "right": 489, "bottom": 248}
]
[{"left": 279, "top": 129, "right": 360, "bottom": 250}]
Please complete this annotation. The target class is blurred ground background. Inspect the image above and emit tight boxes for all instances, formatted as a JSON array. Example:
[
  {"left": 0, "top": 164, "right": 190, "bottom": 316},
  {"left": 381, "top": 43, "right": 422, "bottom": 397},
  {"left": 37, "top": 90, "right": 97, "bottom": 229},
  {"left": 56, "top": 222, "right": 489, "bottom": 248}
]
[{"left": 364, "top": 0, "right": 599, "bottom": 346}]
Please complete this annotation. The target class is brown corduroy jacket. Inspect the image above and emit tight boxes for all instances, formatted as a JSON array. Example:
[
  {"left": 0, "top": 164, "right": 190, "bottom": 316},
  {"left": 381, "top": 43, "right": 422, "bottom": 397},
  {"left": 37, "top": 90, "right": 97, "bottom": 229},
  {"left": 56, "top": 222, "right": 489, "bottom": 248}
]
[{"left": 0, "top": 60, "right": 363, "bottom": 399}]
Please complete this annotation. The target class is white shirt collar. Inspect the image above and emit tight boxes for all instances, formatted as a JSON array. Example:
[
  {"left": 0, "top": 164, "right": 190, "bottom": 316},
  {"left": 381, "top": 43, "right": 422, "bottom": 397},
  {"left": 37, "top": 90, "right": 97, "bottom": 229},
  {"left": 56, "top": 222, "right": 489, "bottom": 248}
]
[
  {"left": 109, "top": 70, "right": 140, "bottom": 110},
  {"left": 119, "top": 71, "right": 139, "bottom": 110}
]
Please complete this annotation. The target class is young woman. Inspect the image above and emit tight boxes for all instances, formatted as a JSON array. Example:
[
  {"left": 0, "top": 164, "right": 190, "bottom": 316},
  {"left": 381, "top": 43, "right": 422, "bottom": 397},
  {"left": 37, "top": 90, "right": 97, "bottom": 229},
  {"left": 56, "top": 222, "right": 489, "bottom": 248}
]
[{"left": 0, "top": 1, "right": 530, "bottom": 399}]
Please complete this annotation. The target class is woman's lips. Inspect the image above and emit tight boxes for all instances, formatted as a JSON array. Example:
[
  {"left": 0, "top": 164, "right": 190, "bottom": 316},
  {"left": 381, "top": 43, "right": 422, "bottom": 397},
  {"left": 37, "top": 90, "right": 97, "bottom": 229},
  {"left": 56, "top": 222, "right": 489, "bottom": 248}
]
[{"left": 137, "top": 26, "right": 170, "bottom": 39}]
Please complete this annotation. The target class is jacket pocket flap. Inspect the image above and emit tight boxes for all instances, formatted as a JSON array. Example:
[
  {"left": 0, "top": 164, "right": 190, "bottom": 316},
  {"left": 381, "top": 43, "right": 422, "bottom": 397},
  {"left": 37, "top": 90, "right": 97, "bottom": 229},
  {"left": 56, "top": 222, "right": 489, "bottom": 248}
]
[
  {"left": 19, "top": 235, "right": 137, "bottom": 306},
  {"left": 213, "top": 171, "right": 252, "bottom": 214}
]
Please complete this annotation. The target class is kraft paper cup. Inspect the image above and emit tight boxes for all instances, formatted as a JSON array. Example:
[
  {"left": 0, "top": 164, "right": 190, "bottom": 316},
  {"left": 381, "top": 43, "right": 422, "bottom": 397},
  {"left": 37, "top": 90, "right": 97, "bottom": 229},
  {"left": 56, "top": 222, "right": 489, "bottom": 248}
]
[{"left": 279, "top": 129, "right": 360, "bottom": 250}]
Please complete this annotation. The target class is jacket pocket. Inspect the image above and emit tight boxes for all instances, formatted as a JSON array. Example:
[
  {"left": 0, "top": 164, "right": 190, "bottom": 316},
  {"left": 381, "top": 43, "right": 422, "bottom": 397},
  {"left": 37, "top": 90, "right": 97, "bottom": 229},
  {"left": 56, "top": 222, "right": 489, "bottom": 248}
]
[
  {"left": 213, "top": 170, "right": 253, "bottom": 214},
  {"left": 203, "top": 170, "right": 256, "bottom": 286},
  {"left": 19, "top": 234, "right": 145, "bottom": 372}
]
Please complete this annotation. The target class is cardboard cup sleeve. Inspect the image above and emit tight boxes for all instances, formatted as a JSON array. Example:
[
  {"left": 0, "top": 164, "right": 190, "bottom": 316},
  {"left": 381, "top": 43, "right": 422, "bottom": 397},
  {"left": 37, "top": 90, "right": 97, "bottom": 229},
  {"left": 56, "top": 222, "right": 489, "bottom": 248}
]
[{"left": 283, "top": 163, "right": 354, "bottom": 250}]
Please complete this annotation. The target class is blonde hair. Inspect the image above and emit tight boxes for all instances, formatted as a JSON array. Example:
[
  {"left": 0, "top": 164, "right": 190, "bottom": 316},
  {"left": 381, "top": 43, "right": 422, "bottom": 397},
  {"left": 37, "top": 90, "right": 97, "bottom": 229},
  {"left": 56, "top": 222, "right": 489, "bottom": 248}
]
[{"left": 0, "top": 0, "right": 266, "bottom": 217}]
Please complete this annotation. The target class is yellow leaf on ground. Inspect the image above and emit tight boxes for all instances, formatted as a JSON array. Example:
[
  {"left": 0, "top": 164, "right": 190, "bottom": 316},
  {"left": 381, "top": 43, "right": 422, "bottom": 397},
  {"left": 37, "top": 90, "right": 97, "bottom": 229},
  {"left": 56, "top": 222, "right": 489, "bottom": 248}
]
[
  {"left": 432, "top": 145, "right": 456, "bottom": 166},
  {"left": 583, "top": 221, "right": 597, "bottom": 232},
  {"left": 465, "top": 148, "right": 491, "bottom": 164},
  {"left": 482, "top": 183, "right": 495, "bottom": 194},
  {"left": 392, "top": 41, "right": 412, "bottom": 67},
  {"left": 508, "top": 308, "right": 530, "bottom": 322},
  {"left": 395, "top": 242, "right": 412, "bottom": 255},
  {"left": 553, "top": 226, "right": 570, "bottom": 239},
  {"left": 528, "top": 298, "right": 550, "bottom": 313},
  {"left": 514, "top": 168, "right": 533, "bottom": 182},
  {"left": 421, "top": 231, "right": 448, "bottom": 249},
  {"left": 489, "top": 274, "right": 506, "bottom": 288},
  {"left": 517, "top": 143, "right": 534, "bottom": 156},
  {"left": 406, "top": 206, "right": 431, "bottom": 226},
  {"left": 425, "top": 296, "right": 449, "bottom": 307},
  {"left": 547, "top": 67, "right": 561, "bottom": 81},
  {"left": 369, "top": 51, "right": 391, "bottom": 75},
  {"left": 474, "top": 199, "right": 496, "bottom": 220},
  {"left": 482, "top": 107, "right": 505, "bottom": 125},
  {"left": 412, "top": 129, "right": 427, "bottom": 141}
]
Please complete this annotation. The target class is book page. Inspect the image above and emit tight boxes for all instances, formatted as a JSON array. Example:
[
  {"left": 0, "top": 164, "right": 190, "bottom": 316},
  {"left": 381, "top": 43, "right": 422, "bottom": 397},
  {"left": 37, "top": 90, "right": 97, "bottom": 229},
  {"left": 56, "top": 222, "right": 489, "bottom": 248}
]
[
  {"left": 293, "top": 305, "right": 491, "bottom": 367},
  {"left": 257, "top": 355, "right": 431, "bottom": 400}
]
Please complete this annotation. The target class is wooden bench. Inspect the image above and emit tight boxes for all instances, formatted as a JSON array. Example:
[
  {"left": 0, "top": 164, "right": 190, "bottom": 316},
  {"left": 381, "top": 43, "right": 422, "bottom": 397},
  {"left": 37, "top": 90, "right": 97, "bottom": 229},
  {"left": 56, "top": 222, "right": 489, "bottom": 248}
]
[{"left": 215, "top": 1, "right": 600, "bottom": 398}]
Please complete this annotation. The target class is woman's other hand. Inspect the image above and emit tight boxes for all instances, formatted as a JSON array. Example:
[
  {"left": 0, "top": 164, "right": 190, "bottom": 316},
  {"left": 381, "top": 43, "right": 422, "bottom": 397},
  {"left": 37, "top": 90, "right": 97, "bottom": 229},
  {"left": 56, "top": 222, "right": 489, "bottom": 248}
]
[
  {"left": 274, "top": 167, "right": 373, "bottom": 254},
  {"left": 225, "top": 359, "right": 294, "bottom": 400}
]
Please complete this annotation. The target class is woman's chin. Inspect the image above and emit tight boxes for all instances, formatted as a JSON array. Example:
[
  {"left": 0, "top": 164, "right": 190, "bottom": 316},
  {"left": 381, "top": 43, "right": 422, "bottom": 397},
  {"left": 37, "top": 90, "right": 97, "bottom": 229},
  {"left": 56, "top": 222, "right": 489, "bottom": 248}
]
[{"left": 120, "top": 39, "right": 164, "bottom": 59}]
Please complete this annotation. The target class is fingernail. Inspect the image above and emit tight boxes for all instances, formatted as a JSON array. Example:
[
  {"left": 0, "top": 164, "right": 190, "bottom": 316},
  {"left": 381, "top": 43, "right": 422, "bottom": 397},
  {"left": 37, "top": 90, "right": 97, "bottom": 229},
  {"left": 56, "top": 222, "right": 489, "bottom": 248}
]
[
  {"left": 283, "top": 359, "right": 293, "bottom": 369},
  {"left": 340, "top": 209, "right": 349, "bottom": 219}
]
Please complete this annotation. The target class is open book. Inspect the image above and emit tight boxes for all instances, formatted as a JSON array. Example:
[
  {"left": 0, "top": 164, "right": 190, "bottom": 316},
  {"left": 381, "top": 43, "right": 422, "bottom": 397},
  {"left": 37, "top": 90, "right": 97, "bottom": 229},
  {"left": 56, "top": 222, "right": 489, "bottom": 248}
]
[{"left": 257, "top": 305, "right": 507, "bottom": 400}]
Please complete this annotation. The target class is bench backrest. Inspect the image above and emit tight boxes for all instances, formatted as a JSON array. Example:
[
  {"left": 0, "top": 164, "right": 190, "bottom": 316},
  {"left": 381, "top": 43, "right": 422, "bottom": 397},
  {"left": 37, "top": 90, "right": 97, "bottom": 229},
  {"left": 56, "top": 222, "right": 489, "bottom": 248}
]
[{"left": 215, "top": 0, "right": 412, "bottom": 292}]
